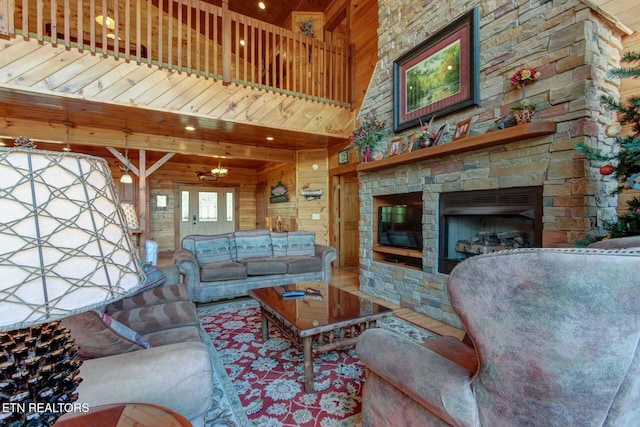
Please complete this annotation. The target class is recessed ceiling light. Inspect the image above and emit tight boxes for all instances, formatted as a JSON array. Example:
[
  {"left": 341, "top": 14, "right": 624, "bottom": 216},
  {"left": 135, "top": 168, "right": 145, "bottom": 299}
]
[
  {"left": 266, "top": 136, "right": 274, "bottom": 141},
  {"left": 240, "top": 39, "right": 246, "bottom": 46},
  {"left": 185, "top": 125, "right": 195, "bottom": 131},
  {"left": 258, "top": 2, "right": 266, "bottom": 10}
]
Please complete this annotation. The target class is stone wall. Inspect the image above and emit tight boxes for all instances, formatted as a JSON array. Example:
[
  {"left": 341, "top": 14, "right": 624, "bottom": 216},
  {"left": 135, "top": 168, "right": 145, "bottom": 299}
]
[{"left": 357, "top": 0, "right": 627, "bottom": 328}]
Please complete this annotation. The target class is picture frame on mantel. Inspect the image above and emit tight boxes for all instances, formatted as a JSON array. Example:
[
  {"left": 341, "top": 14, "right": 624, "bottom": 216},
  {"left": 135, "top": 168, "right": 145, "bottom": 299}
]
[
  {"left": 453, "top": 118, "right": 472, "bottom": 140},
  {"left": 392, "top": 7, "right": 479, "bottom": 133}
]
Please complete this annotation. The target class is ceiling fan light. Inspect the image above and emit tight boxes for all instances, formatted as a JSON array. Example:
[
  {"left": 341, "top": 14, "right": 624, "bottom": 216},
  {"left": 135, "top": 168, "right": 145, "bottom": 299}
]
[{"left": 95, "top": 15, "right": 115, "bottom": 30}]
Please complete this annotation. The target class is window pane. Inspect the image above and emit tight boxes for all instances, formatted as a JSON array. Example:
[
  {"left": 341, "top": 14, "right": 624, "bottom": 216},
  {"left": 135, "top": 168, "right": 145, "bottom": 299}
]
[
  {"left": 226, "top": 192, "right": 234, "bottom": 222},
  {"left": 181, "top": 191, "right": 189, "bottom": 222},
  {"left": 199, "top": 192, "right": 218, "bottom": 222}
]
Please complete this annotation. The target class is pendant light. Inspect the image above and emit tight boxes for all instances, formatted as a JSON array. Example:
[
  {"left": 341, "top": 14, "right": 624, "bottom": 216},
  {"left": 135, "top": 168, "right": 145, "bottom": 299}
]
[
  {"left": 120, "top": 128, "right": 133, "bottom": 184},
  {"left": 211, "top": 161, "right": 229, "bottom": 178}
]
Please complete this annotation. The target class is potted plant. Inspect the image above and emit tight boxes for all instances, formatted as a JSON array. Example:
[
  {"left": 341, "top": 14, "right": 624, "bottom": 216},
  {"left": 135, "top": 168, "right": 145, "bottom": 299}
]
[
  {"left": 349, "top": 110, "right": 387, "bottom": 162},
  {"left": 510, "top": 99, "right": 537, "bottom": 125},
  {"left": 415, "top": 117, "right": 438, "bottom": 148},
  {"left": 510, "top": 67, "right": 541, "bottom": 124}
]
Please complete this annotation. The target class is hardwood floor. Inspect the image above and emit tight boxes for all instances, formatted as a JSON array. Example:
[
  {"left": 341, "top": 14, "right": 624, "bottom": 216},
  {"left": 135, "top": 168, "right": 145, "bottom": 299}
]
[{"left": 330, "top": 267, "right": 465, "bottom": 339}]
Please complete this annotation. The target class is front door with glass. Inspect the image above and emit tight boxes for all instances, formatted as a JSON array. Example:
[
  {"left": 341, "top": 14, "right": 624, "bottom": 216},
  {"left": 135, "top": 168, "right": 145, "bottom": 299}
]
[{"left": 179, "top": 186, "right": 236, "bottom": 241}]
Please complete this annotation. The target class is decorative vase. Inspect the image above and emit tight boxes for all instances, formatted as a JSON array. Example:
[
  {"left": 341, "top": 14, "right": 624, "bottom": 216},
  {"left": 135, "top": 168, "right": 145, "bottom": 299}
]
[
  {"left": 360, "top": 148, "right": 373, "bottom": 163},
  {"left": 513, "top": 107, "right": 535, "bottom": 125},
  {"left": 420, "top": 137, "right": 435, "bottom": 148}
]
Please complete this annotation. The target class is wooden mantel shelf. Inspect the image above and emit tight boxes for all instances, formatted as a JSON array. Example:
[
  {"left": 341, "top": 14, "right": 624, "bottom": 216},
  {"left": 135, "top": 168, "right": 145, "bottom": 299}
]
[{"left": 357, "top": 121, "right": 557, "bottom": 172}]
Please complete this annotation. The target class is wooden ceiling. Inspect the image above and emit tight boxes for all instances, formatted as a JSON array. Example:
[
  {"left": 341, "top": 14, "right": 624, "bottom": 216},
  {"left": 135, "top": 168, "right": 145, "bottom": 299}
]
[
  {"left": 591, "top": 0, "right": 640, "bottom": 33},
  {"left": 0, "top": 88, "right": 341, "bottom": 170},
  {"left": 206, "top": 0, "right": 335, "bottom": 27}
]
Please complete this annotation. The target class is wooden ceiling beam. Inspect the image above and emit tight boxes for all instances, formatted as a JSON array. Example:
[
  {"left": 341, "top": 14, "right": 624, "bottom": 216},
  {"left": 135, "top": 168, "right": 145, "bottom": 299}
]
[{"left": 0, "top": 117, "right": 297, "bottom": 163}]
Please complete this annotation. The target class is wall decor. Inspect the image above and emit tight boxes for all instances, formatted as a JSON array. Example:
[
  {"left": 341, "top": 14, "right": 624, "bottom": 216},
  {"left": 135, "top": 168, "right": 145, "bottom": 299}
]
[
  {"left": 300, "top": 189, "right": 324, "bottom": 200},
  {"left": 453, "top": 118, "right": 472, "bottom": 140},
  {"left": 270, "top": 181, "right": 289, "bottom": 203},
  {"left": 338, "top": 148, "right": 350, "bottom": 165},
  {"left": 393, "top": 7, "right": 479, "bottom": 133},
  {"left": 155, "top": 194, "right": 168, "bottom": 211}
]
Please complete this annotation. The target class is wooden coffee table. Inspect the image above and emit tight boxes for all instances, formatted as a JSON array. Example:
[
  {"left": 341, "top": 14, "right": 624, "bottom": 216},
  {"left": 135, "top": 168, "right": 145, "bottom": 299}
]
[{"left": 248, "top": 281, "right": 393, "bottom": 392}]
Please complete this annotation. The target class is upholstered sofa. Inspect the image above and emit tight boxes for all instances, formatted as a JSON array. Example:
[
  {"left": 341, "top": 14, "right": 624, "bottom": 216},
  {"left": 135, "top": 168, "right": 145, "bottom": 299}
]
[
  {"left": 173, "top": 230, "right": 337, "bottom": 303},
  {"left": 60, "top": 264, "right": 215, "bottom": 427},
  {"left": 357, "top": 247, "right": 640, "bottom": 427}
]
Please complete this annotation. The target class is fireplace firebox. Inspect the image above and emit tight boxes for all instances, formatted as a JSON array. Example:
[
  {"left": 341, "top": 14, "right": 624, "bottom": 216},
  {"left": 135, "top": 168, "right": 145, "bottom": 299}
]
[{"left": 438, "top": 187, "right": 542, "bottom": 274}]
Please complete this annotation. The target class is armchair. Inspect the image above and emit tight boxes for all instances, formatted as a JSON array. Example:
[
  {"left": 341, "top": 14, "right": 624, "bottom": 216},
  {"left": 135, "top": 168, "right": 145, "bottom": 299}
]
[{"left": 357, "top": 247, "right": 640, "bottom": 426}]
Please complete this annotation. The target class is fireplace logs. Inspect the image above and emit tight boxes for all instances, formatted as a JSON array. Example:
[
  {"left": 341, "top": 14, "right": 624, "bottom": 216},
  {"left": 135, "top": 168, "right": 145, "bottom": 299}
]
[{"left": 455, "top": 231, "right": 530, "bottom": 255}]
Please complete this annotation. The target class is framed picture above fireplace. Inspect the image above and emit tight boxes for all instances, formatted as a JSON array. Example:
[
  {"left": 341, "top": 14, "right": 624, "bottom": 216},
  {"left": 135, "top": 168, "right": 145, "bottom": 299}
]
[{"left": 392, "top": 7, "right": 479, "bottom": 133}]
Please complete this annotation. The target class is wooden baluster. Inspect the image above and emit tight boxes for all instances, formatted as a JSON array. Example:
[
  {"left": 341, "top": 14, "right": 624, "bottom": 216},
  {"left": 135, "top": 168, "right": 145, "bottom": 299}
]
[
  {"left": 63, "top": 0, "right": 69, "bottom": 48},
  {"left": 145, "top": 0, "right": 151, "bottom": 64},
  {"left": 234, "top": 12, "right": 239, "bottom": 83},
  {"left": 176, "top": 0, "right": 181, "bottom": 69},
  {"left": 221, "top": 0, "right": 230, "bottom": 83},
  {"left": 100, "top": 0, "right": 107, "bottom": 56},
  {"left": 50, "top": 0, "right": 57, "bottom": 46},
  {"left": 195, "top": 0, "right": 200, "bottom": 75},
  {"left": 76, "top": 0, "right": 82, "bottom": 49},
  {"left": 212, "top": 4, "right": 217, "bottom": 78},
  {"left": 249, "top": 18, "right": 255, "bottom": 85},
  {"left": 124, "top": 0, "right": 130, "bottom": 58},
  {"left": 112, "top": 0, "right": 119, "bottom": 58},
  {"left": 257, "top": 20, "right": 263, "bottom": 87}
]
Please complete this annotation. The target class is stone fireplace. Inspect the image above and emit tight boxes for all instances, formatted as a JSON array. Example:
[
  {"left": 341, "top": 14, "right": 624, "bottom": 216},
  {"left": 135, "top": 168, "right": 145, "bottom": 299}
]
[
  {"left": 354, "top": 0, "right": 624, "bottom": 329},
  {"left": 357, "top": 126, "right": 607, "bottom": 328}
]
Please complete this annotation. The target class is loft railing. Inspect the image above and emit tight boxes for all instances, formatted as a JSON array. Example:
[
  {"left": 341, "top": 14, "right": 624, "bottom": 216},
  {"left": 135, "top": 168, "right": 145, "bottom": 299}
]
[{"left": 1, "top": 0, "right": 353, "bottom": 107}]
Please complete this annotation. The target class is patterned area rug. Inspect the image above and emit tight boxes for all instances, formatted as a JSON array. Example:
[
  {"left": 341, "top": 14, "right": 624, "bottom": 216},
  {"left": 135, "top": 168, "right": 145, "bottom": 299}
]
[{"left": 198, "top": 299, "right": 439, "bottom": 427}]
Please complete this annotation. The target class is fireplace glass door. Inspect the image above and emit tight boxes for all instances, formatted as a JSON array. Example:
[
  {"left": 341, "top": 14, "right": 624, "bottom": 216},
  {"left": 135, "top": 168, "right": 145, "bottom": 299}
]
[{"left": 439, "top": 187, "right": 542, "bottom": 274}]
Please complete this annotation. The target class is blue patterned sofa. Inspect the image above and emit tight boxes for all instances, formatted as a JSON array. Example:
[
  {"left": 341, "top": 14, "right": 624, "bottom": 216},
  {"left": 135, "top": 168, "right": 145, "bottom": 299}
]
[{"left": 173, "top": 230, "right": 337, "bottom": 303}]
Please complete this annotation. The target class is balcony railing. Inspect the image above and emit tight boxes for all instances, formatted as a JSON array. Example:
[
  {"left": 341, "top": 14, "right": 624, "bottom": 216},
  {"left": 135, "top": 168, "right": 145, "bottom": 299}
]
[{"left": 2, "top": 0, "right": 353, "bottom": 108}]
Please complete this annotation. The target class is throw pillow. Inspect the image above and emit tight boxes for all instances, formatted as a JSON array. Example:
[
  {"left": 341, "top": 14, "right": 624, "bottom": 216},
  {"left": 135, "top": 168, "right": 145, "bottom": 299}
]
[
  {"left": 136, "top": 262, "right": 167, "bottom": 293},
  {"left": 60, "top": 310, "right": 150, "bottom": 360},
  {"left": 270, "top": 231, "right": 288, "bottom": 257},
  {"left": 287, "top": 231, "right": 316, "bottom": 256},
  {"left": 234, "top": 230, "right": 273, "bottom": 260},
  {"left": 191, "top": 235, "right": 233, "bottom": 264}
]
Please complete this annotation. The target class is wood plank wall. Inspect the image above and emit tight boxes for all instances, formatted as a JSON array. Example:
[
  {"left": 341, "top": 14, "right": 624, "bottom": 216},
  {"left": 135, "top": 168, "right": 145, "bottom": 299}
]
[
  {"left": 349, "top": 0, "right": 379, "bottom": 114},
  {"left": 256, "top": 162, "right": 297, "bottom": 231},
  {"left": 297, "top": 149, "right": 329, "bottom": 245},
  {"left": 255, "top": 149, "right": 330, "bottom": 245},
  {"left": 326, "top": 0, "right": 378, "bottom": 165}
]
